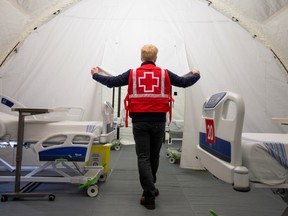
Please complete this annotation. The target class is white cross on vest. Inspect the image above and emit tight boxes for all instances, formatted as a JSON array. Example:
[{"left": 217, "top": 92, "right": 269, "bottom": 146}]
[{"left": 138, "top": 71, "right": 160, "bottom": 93}]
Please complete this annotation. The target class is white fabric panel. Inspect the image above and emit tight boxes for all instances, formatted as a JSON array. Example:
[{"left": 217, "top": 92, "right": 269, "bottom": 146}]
[{"left": 98, "top": 0, "right": 191, "bottom": 121}]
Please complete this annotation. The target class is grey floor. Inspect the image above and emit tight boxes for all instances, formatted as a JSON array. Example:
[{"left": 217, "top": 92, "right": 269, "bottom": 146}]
[{"left": 0, "top": 143, "right": 287, "bottom": 216}]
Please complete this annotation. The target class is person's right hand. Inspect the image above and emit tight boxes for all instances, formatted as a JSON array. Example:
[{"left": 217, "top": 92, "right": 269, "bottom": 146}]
[
  {"left": 191, "top": 69, "right": 200, "bottom": 75},
  {"left": 91, "top": 66, "right": 100, "bottom": 75}
]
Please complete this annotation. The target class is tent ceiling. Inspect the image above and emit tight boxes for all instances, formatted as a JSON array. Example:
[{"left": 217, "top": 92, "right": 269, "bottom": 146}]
[
  {"left": 0, "top": 0, "right": 80, "bottom": 67},
  {"left": 0, "top": 0, "right": 288, "bottom": 77}
]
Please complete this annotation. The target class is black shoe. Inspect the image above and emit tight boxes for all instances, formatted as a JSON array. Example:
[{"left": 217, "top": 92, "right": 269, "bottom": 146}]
[
  {"left": 141, "top": 188, "right": 159, "bottom": 199},
  {"left": 140, "top": 196, "right": 155, "bottom": 210},
  {"left": 154, "top": 188, "right": 159, "bottom": 197}
]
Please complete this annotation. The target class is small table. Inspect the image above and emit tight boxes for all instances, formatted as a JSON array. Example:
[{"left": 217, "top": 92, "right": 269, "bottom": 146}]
[
  {"left": 272, "top": 118, "right": 288, "bottom": 126},
  {"left": 0, "top": 108, "right": 62, "bottom": 202}
]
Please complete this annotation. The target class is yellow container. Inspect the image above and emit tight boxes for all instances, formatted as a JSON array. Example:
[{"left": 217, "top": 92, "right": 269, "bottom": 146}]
[{"left": 86, "top": 144, "right": 111, "bottom": 173}]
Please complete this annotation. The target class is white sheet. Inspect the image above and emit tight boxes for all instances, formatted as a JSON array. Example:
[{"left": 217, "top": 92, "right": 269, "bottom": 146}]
[
  {"left": 242, "top": 133, "right": 288, "bottom": 185},
  {"left": 168, "top": 120, "right": 184, "bottom": 138}
]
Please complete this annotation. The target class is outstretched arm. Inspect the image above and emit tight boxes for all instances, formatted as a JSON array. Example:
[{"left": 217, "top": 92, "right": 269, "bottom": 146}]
[
  {"left": 91, "top": 66, "right": 130, "bottom": 88},
  {"left": 168, "top": 69, "right": 201, "bottom": 87}
]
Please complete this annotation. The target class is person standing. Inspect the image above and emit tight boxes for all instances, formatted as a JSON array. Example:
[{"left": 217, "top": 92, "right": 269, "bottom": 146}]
[{"left": 91, "top": 44, "right": 200, "bottom": 209}]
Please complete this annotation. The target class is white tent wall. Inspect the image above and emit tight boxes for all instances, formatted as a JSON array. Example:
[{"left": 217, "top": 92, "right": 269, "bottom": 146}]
[
  {"left": 0, "top": 0, "right": 192, "bottom": 122},
  {"left": 0, "top": 0, "right": 288, "bottom": 169},
  {"left": 180, "top": 8, "right": 288, "bottom": 168},
  {"left": 0, "top": 2, "right": 110, "bottom": 120}
]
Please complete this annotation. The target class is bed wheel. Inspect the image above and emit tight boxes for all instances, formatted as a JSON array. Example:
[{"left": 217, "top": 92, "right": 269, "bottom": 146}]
[
  {"left": 48, "top": 194, "right": 56, "bottom": 201},
  {"left": 98, "top": 173, "right": 107, "bottom": 182},
  {"left": 166, "top": 152, "right": 172, "bottom": 158},
  {"left": 273, "top": 189, "right": 288, "bottom": 204},
  {"left": 168, "top": 157, "right": 176, "bottom": 164},
  {"left": 87, "top": 185, "right": 99, "bottom": 197},
  {"left": 114, "top": 145, "right": 121, "bottom": 151},
  {"left": 111, "top": 140, "right": 121, "bottom": 151},
  {"left": 1, "top": 195, "right": 8, "bottom": 202}
]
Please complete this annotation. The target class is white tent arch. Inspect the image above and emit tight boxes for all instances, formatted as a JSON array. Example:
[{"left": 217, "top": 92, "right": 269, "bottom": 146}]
[
  {"left": 207, "top": 0, "right": 288, "bottom": 78},
  {"left": 0, "top": 0, "right": 288, "bottom": 169}
]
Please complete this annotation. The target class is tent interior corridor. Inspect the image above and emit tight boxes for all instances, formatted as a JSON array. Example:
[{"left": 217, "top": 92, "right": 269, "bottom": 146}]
[{"left": 0, "top": 0, "right": 288, "bottom": 215}]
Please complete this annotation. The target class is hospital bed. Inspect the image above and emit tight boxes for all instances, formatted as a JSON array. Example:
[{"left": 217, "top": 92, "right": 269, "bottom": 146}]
[
  {"left": 196, "top": 91, "right": 288, "bottom": 214},
  {"left": 0, "top": 94, "right": 115, "bottom": 145},
  {"left": 0, "top": 94, "right": 116, "bottom": 200},
  {"left": 167, "top": 120, "right": 184, "bottom": 145},
  {"left": 166, "top": 120, "right": 184, "bottom": 164}
]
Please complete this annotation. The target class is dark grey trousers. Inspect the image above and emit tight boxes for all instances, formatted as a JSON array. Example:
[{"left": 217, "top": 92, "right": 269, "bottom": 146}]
[{"left": 132, "top": 121, "right": 165, "bottom": 199}]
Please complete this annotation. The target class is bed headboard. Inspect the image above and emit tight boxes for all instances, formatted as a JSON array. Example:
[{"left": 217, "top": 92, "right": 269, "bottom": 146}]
[
  {"left": 0, "top": 94, "right": 25, "bottom": 116},
  {"left": 102, "top": 101, "right": 114, "bottom": 134},
  {"left": 197, "top": 91, "right": 245, "bottom": 184}
]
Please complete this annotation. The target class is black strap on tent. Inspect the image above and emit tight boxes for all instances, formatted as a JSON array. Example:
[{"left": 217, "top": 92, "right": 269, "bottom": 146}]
[
  {"left": 270, "top": 49, "right": 288, "bottom": 76},
  {"left": 0, "top": 42, "right": 20, "bottom": 68}
]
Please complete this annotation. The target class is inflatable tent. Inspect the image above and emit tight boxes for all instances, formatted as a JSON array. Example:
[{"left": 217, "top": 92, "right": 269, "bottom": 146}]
[{"left": 0, "top": 0, "right": 288, "bottom": 169}]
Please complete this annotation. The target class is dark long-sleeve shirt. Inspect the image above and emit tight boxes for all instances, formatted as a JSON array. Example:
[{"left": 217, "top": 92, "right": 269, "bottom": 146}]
[{"left": 93, "top": 61, "right": 200, "bottom": 122}]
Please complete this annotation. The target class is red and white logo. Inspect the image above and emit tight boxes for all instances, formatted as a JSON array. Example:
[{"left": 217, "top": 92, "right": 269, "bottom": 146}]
[
  {"left": 205, "top": 119, "right": 215, "bottom": 144},
  {"left": 138, "top": 71, "right": 160, "bottom": 93}
]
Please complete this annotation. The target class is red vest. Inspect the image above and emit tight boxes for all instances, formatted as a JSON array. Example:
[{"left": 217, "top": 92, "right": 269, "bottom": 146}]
[{"left": 124, "top": 64, "right": 174, "bottom": 126}]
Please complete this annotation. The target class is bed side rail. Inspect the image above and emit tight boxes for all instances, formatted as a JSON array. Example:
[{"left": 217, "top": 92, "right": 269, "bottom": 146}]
[{"left": 33, "top": 132, "right": 96, "bottom": 163}]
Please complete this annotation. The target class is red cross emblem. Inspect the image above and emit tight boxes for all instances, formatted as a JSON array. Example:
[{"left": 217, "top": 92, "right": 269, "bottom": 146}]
[{"left": 138, "top": 72, "right": 160, "bottom": 93}]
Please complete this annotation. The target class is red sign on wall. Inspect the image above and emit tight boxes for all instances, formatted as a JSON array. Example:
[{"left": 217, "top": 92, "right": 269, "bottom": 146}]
[{"left": 205, "top": 119, "right": 215, "bottom": 144}]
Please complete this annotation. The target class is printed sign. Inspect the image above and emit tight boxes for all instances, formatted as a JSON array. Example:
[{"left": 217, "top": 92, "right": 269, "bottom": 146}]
[{"left": 205, "top": 119, "right": 215, "bottom": 144}]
